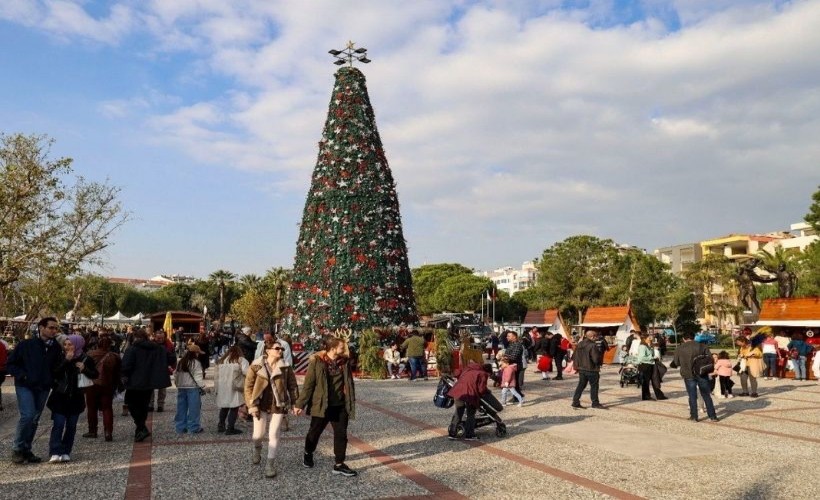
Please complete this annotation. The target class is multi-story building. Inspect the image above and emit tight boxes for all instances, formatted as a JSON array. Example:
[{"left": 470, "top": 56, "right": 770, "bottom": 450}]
[
  {"left": 476, "top": 261, "right": 537, "bottom": 296},
  {"left": 653, "top": 243, "right": 702, "bottom": 274}
]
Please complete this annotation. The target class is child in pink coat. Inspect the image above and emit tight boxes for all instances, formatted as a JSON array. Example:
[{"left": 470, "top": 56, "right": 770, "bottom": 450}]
[
  {"left": 499, "top": 356, "right": 524, "bottom": 407},
  {"left": 714, "top": 351, "right": 735, "bottom": 398}
]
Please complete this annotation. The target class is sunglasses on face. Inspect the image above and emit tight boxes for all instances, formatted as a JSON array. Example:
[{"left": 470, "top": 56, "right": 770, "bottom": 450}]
[{"left": 270, "top": 346, "right": 283, "bottom": 351}]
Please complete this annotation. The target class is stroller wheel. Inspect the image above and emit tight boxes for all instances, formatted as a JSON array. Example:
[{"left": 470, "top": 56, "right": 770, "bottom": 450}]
[
  {"left": 454, "top": 424, "right": 465, "bottom": 438},
  {"left": 620, "top": 381, "right": 624, "bottom": 387},
  {"left": 495, "top": 424, "right": 507, "bottom": 437}
]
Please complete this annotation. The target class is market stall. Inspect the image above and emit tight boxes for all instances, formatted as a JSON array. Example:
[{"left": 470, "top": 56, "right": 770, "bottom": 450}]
[
  {"left": 521, "top": 309, "right": 570, "bottom": 340},
  {"left": 577, "top": 305, "right": 640, "bottom": 364},
  {"left": 755, "top": 297, "right": 819, "bottom": 380}
]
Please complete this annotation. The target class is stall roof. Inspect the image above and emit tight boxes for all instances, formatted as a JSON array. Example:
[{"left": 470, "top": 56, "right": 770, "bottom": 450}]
[
  {"left": 522, "top": 309, "right": 559, "bottom": 326},
  {"left": 758, "top": 297, "right": 820, "bottom": 324},
  {"left": 580, "top": 305, "right": 639, "bottom": 330},
  {"left": 577, "top": 322, "right": 623, "bottom": 327}
]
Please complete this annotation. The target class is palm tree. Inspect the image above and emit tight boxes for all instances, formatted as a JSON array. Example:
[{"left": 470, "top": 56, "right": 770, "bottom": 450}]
[
  {"left": 264, "top": 267, "right": 291, "bottom": 333},
  {"left": 239, "top": 274, "right": 262, "bottom": 291},
  {"left": 208, "top": 269, "right": 236, "bottom": 322}
]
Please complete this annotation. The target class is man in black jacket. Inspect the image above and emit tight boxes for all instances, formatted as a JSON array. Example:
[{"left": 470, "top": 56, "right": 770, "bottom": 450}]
[
  {"left": 121, "top": 329, "right": 174, "bottom": 442},
  {"left": 571, "top": 330, "right": 604, "bottom": 409},
  {"left": 7, "top": 317, "right": 64, "bottom": 464},
  {"left": 504, "top": 331, "right": 525, "bottom": 397},
  {"left": 549, "top": 331, "right": 567, "bottom": 381},
  {"left": 671, "top": 333, "right": 718, "bottom": 422}
]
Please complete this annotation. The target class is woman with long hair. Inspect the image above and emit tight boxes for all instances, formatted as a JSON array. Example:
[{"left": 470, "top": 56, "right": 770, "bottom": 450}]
[
  {"left": 83, "top": 336, "right": 121, "bottom": 441},
  {"left": 737, "top": 337, "right": 763, "bottom": 397},
  {"left": 244, "top": 337, "right": 298, "bottom": 478},
  {"left": 215, "top": 345, "right": 249, "bottom": 434},
  {"left": 174, "top": 344, "right": 205, "bottom": 434}
]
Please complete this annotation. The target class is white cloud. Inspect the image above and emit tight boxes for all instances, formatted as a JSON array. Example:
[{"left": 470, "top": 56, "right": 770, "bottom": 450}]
[{"left": 5, "top": 0, "right": 820, "bottom": 272}]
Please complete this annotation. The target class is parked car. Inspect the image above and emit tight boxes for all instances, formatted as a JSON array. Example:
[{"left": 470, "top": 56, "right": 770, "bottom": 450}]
[{"left": 694, "top": 332, "right": 717, "bottom": 345}]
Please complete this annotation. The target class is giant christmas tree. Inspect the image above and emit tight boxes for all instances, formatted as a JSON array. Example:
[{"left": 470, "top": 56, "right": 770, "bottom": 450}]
[{"left": 283, "top": 63, "right": 417, "bottom": 337}]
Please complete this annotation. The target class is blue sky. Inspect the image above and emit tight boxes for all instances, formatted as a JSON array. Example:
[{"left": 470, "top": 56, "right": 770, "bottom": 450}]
[{"left": 1, "top": 0, "right": 818, "bottom": 279}]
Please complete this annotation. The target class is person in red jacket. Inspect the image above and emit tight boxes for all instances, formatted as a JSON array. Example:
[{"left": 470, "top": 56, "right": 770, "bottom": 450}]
[{"left": 447, "top": 360, "right": 489, "bottom": 441}]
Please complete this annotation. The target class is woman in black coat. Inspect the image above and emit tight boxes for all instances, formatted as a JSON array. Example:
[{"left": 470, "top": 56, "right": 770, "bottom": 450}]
[{"left": 48, "top": 334, "right": 98, "bottom": 463}]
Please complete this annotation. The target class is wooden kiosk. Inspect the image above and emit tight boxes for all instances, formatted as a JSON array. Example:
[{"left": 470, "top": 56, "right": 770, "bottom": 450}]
[
  {"left": 522, "top": 309, "right": 570, "bottom": 340},
  {"left": 755, "top": 297, "right": 819, "bottom": 380},
  {"left": 577, "top": 305, "right": 640, "bottom": 364},
  {"left": 149, "top": 311, "right": 205, "bottom": 343}
]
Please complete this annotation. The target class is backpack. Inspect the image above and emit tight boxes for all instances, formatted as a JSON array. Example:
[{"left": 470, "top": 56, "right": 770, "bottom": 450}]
[
  {"left": 433, "top": 378, "right": 454, "bottom": 408},
  {"left": 691, "top": 353, "right": 714, "bottom": 377}
]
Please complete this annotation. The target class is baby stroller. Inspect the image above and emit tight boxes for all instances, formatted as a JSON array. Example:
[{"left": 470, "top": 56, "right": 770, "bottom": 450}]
[
  {"left": 619, "top": 355, "right": 641, "bottom": 388},
  {"left": 434, "top": 375, "right": 507, "bottom": 438}
]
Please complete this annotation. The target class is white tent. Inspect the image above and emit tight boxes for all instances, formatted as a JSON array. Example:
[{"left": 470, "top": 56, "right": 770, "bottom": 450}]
[
  {"left": 129, "top": 312, "right": 144, "bottom": 321},
  {"left": 105, "top": 311, "right": 130, "bottom": 323},
  {"left": 13, "top": 314, "right": 27, "bottom": 321}
]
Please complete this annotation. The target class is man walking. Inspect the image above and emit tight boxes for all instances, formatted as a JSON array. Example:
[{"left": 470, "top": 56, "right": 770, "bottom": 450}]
[
  {"left": 294, "top": 337, "right": 357, "bottom": 477},
  {"left": 671, "top": 333, "right": 719, "bottom": 422},
  {"left": 121, "top": 329, "right": 174, "bottom": 442},
  {"left": 148, "top": 330, "right": 176, "bottom": 413},
  {"left": 7, "top": 317, "right": 64, "bottom": 464},
  {"left": 571, "top": 330, "right": 605, "bottom": 409},
  {"left": 549, "top": 331, "right": 568, "bottom": 381}
]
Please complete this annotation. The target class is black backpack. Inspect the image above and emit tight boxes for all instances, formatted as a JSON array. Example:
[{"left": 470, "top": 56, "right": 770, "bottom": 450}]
[
  {"left": 691, "top": 353, "right": 714, "bottom": 377},
  {"left": 433, "top": 378, "right": 454, "bottom": 408}
]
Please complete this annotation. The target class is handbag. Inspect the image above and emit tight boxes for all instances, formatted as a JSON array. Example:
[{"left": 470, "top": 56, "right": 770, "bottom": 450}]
[
  {"left": 77, "top": 373, "right": 94, "bottom": 389},
  {"left": 732, "top": 361, "right": 741, "bottom": 373}
]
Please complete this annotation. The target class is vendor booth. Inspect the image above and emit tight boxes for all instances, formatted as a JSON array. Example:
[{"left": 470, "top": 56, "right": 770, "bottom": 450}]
[
  {"left": 755, "top": 297, "right": 819, "bottom": 380},
  {"left": 577, "top": 305, "right": 640, "bottom": 364},
  {"left": 522, "top": 309, "right": 570, "bottom": 340},
  {"left": 149, "top": 311, "right": 205, "bottom": 342}
]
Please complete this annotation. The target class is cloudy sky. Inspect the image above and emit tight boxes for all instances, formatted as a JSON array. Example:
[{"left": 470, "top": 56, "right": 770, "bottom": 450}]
[{"left": 1, "top": 0, "right": 818, "bottom": 279}]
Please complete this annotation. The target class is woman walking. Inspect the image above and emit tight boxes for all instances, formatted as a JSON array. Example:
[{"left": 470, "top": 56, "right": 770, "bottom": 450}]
[
  {"left": 215, "top": 345, "right": 249, "bottom": 434},
  {"left": 48, "top": 335, "right": 98, "bottom": 462},
  {"left": 83, "top": 337, "right": 121, "bottom": 441},
  {"left": 174, "top": 345, "right": 205, "bottom": 434},
  {"left": 636, "top": 334, "right": 666, "bottom": 400},
  {"left": 245, "top": 338, "right": 298, "bottom": 478}
]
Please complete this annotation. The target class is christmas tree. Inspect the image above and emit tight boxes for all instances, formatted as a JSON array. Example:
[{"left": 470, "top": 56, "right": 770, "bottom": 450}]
[{"left": 283, "top": 64, "right": 417, "bottom": 337}]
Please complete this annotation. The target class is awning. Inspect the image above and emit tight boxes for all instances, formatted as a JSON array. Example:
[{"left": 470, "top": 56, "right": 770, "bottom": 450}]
[{"left": 754, "top": 320, "right": 820, "bottom": 327}]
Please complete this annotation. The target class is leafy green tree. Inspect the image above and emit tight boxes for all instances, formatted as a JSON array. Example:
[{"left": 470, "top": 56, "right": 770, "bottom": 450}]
[
  {"left": 494, "top": 289, "right": 528, "bottom": 323},
  {"left": 535, "top": 235, "right": 621, "bottom": 324},
  {"left": 431, "top": 274, "right": 493, "bottom": 313},
  {"left": 239, "top": 274, "right": 262, "bottom": 291},
  {"left": 513, "top": 286, "right": 547, "bottom": 312},
  {"left": 682, "top": 254, "right": 739, "bottom": 330},
  {"left": 263, "top": 267, "right": 291, "bottom": 331},
  {"left": 797, "top": 241, "right": 820, "bottom": 296},
  {"left": 606, "top": 250, "right": 680, "bottom": 328},
  {"left": 805, "top": 185, "right": 820, "bottom": 232},
  {"left": 0, "top": 133, "right": 129, "bottom": 318},
  {"left": 231, "top": 288, "right": 273, "bottom": 333},
  {"left": 412, "top": 263, "right": 474, "bottom": 315}
]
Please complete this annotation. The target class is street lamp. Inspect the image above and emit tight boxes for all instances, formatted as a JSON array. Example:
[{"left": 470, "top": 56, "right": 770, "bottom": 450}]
[
  {"left": 97, "top": 291, "right": 106, "bottom": 328},
  {"left": 329, "top": 41, "right": 371, "bottom": 67}
]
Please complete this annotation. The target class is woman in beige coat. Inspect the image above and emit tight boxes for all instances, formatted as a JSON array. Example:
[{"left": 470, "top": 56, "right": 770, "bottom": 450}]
[
  {"left": 737, "top": 337, "right": 763, "bottom": 397},
  {"left": 244, "top": 338, "right": 298, "bottom": 478}
]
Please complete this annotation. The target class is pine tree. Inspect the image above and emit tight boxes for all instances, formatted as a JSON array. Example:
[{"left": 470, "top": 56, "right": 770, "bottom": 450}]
[{"left": 284, "top": 66, "right": 417, "bottom": 336}]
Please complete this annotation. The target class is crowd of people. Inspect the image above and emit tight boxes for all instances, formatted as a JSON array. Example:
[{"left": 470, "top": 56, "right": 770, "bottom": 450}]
[{"left": 3, "top": 318, "right": 359, "bottom": 479}]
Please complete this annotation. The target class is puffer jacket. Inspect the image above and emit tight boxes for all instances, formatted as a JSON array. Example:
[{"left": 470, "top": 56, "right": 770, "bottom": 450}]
[
  {"left": 294, "top": 351, "right": 356, "bottom": 419},
  {"left": 245, "top": 357, "right": 298, "bottom": 415},
  {"left": 47, "top": 354, "right": 99, "bottom": 415},
  {"left": 448, "top": 361, "right": 489, "bottom": 408},
  {"left": 122, "top": 340, "right": 173, "bottom": 390}
]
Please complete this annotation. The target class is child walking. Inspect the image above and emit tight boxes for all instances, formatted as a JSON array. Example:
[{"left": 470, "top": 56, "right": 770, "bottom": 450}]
[
  {"left": 714, "top": 351, "right": 735, "bottom": 398},
  {"left": 499, "top": 356, "right": 524, "bottom": 407}
]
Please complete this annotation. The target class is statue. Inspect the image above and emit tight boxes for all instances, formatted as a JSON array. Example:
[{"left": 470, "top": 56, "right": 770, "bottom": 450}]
[
  {"left": 736, "top": 259, "right": 775, "bottom": 315},
  {"left": 773, "top": 264, "right": 798, "bottom": 298}
]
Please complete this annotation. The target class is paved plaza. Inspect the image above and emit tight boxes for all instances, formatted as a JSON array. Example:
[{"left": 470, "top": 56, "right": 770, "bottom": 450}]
[{"left": 1, "top": 365, "right": 818, "bottom": 500}]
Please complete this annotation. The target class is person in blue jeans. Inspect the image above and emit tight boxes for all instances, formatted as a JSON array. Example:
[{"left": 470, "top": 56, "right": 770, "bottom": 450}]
[
  {"left": 671, "top": 333, "right": 718, "bottom": 422},
  {"left": 174, "top": 344, "right": 205, "bottom": 434},
  {"left": 47, "top": 335, "right": 98, "bottom": 463},
  {"left": 787, "top": 333, "right": 813, "bottom": 381},
  {"left": 6, "top": 317, "right": 64, "bottom": 464}
]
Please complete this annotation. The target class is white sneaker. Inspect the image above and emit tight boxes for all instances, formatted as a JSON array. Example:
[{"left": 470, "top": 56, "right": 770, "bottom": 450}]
[
  {"left": 518, "top": 399, "right": 525, "bottom": 407},
  {"left": 727, "top": 394, "right": 734, "bottom": 398},
  {"left": 49, "top": 455, "right": 61, "bottom": 463},
  {"left": 61, "top": 454, "right": 70, "bottom": 462}
]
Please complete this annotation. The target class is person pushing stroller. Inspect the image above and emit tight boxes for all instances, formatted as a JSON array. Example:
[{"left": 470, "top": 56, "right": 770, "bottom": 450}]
[{"left": 447, "top": 360, "right": 489, "bottom": 441}]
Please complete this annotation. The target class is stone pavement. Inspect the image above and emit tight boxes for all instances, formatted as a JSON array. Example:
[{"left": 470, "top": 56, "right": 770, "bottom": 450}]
[{"left": 1, "top": 364, "right": 818, "bottom": 499}]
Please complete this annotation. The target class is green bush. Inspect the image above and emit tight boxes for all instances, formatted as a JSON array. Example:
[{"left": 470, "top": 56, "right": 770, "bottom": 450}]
[
  {"left": 357, "top": 329, "right": 385, "bottom": 379},
  {"left": 434, "top": 329, "right": 453, "bottom": 375}
]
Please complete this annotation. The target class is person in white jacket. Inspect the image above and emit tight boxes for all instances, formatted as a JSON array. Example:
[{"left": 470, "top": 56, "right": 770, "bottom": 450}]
[
  {"left": 214, "top": 345, "right": 250, "bottom": 434},
  {"left": 811, "top": 343, "right": 820, "bottom": 384},
  {"left": 174, "top": 344, "right": 205, "bottom": 434}
]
